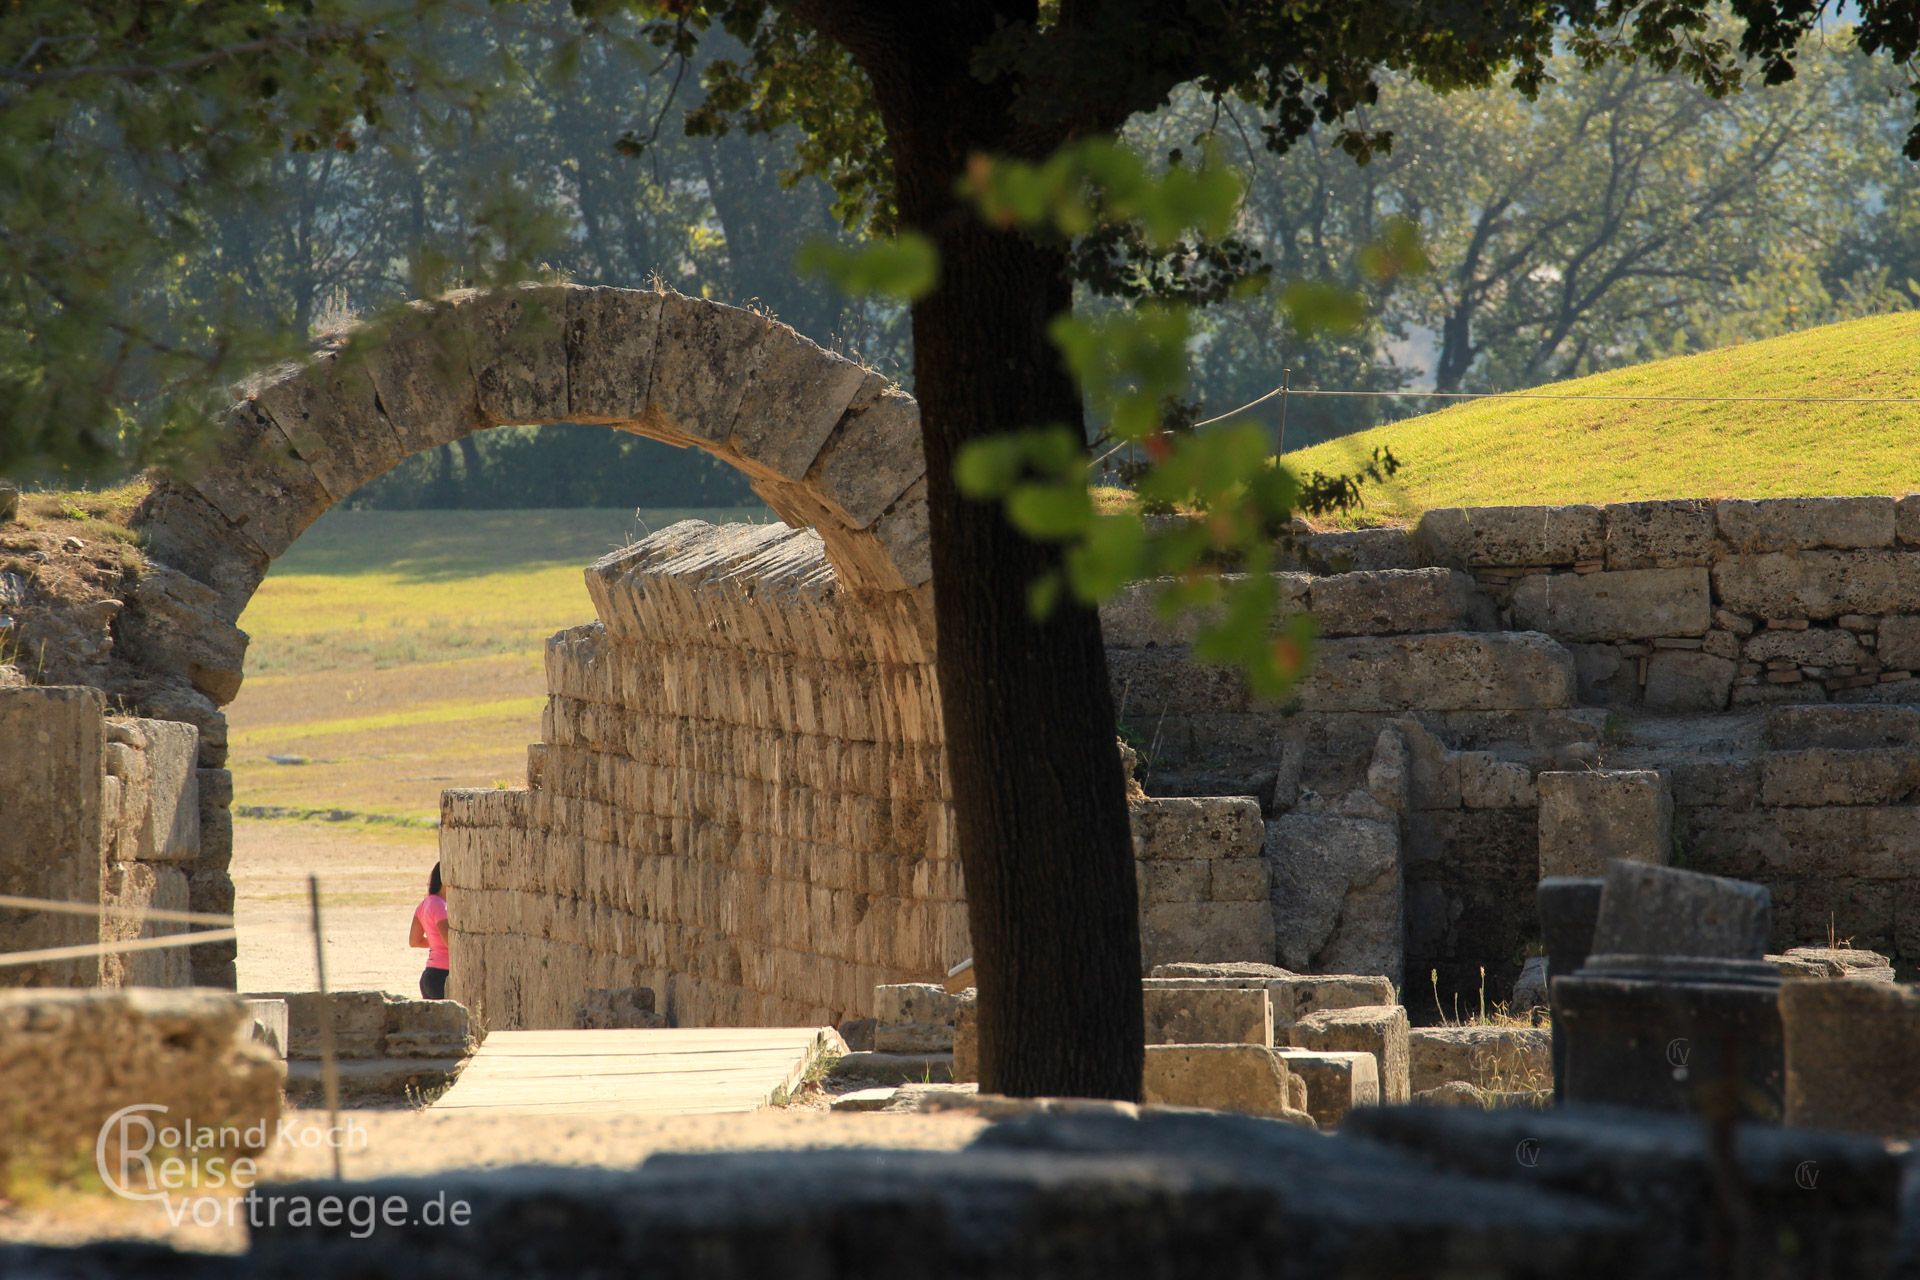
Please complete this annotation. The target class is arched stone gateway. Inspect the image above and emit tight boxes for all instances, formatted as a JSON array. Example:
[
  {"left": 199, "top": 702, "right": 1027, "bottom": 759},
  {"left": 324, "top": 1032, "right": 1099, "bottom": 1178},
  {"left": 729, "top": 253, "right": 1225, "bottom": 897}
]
[{"left": 118, "top": 284, "right": 942, "bottom": 1000}]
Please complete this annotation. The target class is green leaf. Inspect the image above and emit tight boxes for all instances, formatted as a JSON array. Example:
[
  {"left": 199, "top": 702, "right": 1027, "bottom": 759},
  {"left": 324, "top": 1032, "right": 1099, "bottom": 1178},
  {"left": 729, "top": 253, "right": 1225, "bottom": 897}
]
[{"left": 793, "top": 231, "right": 938, "bottom": 301}]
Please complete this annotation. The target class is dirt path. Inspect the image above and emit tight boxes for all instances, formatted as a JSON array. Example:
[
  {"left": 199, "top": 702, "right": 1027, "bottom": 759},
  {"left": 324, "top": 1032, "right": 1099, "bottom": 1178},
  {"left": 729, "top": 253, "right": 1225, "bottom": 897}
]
[{"left": 233, "top": 819, "right": 437, "bottom": 998}]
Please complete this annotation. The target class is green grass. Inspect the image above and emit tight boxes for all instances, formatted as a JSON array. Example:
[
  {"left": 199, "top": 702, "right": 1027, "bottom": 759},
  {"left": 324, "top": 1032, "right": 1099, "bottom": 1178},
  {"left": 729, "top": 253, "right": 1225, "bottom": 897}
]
[
  {"left": 229, "top": 505, "right": 767, "bottom": 823},
  {"left": 1282, "top": 311, "right": 1920, "bottom": 525}
]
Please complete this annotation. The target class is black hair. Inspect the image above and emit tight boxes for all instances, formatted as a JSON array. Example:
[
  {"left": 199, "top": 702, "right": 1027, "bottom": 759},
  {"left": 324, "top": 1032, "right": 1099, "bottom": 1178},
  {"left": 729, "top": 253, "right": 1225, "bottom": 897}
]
[{"left": 428, "top": 862, "right": 443, "bottom": 897}]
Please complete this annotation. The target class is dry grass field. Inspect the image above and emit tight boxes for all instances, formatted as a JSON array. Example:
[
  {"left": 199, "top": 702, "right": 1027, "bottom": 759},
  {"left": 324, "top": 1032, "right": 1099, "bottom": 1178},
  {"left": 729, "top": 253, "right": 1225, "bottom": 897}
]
[{"left": 225, "top": 506, "right": 767, "bottom": 993}]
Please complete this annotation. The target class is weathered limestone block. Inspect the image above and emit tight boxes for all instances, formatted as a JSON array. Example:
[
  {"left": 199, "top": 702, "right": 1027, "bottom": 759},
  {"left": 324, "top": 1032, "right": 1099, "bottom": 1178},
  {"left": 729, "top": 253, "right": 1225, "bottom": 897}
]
[
  {"left": 1713, "top": 550, "right": 1920, "bottom": 620},
  {"left": 0, "top": 686, "right": 105, "bottom": 987},
  {"left": 1146, "top": 965, "right": 1396, "bottom": 1026},
  {"left": 1297, "top": 632, "right": 1577, "bottom": 713},
  {"left": 1131, "top": 796, "right": 1264, "bottom": 860},
  {"left": 1744, "top": 628, "right": 1867, "bottom": 666},
  {"left": 1589, "top": 862, "right": 1771, "bottom": 961},
  {"left": 573, "top": 986, "right": 666, "bottom": 1029},
  {"left": 1759, "top": 748, "right": 1920, "bottom": 807},
  {"left": 1142, "top": 985, "right": 1273, "bottom": 1047},
  {"left": 1512, "top": 955, "right": 1549, "bottom": 1010},
  {"left": 99, "top": 862, "right": 192, "bottom": 989},
  {"left": 873, "top": 982, "right": 958, "bottom": 1052},
  {"left": 1458, "top": 752, "right": 1535, "bottom": 809},
  {"left": 1274, "top": 1048, "right": 1378, "bottom": 1129},
  {"left": 1875, "top": 615, "right": 1920, "bottom": 671},
  {"left": 128, "top": 481, "right": 272, "bottom": 621},
  {"left": 1537, "top": 770, "right": 1672, "bottom": 878},
  {"left": 1764, "top": 703, "right": 1920, "bottom": 750},
  {"left": 1291, "top": 526, "right": 1416, "bottom": 574},
  {"left": 1141, "top": 1043, "right": 1307, "bottom": 1121},
  {"left": 117, "top": 564, "right": 250, "bottom": 704},
  {"left": 563, "top": 285, "right": 665, "bottom": 423},
  {"left": 105, "top": 718, "right": 201, "bottom": 861},
  {"left": 0, "top": 990, "right": 281, "bottom": 1177},
  {"left": 1413, "top": 505, "right": 1604, "bottom": 568},
  {"left": 1265, "top": 813, "right": 1403, "bottom": 983},
  {"left": 644, "top": 291, "right": 770, "bottom": 445},
  {"left": 1643, "top": 651, "right": 1736, "bottom": 712},
  {"left": 1770, "top": 947, "right": 1897, "bottom": 981},
  {"left": 252, "top": 989, "right": 475, "bottom": 1060},
  {"left": 1716, "top": 497, "right": 1895, "bottom": 552},
  {"left": 951, "top": 989, "right": 978, "bottom": 1084},
  {"left": 246, "top": 997, "right": 289, "bottom": 1058},
  {"left": 1289, "top": 1004, "right": 1411, "bottom": 1104},
  {"left": 801, "top": 376, "right": 924, "bottom": 529},
  {"left": 1306, "top": 568, "right": 1493, "bottom": 637},
  {"left": 1139, "top": 902, "right": 1275, "bottom": 972},
  {"left": 249, "top": 348, "right": 412, "bottom": 503},
  {"left": 451, "top": 285, "right": 572, "bottom": 427},
  {"left": 1101, "top": 574, "right": 1297, "bottom": 649},
  {"left": 1407, "top": 1025, "right": 1552, "bottom": 1096},
  {"left": 1604, "top": 500, "right": 1717, "bottom": 569},
  {"left": 727, "top": 331, "right": 871, "bottom": 490},
  {"left": 1510, "top": 568, "right": 1710, "bottom": 642},
  {"left": 1782, "top": 979, "right": 1920, "bottom": 1137},
  {"left": 183, "top": 401, "right": 336, "bottom": 559},
  {"left": 867, "top": 480, "right": 933, "bottom": 590}
]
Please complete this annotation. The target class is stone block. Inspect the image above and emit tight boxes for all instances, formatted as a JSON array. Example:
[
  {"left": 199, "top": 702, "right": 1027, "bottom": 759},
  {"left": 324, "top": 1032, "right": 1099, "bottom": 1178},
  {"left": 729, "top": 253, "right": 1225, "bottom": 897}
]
[
  {"left": 1142, "top": 985, "right": 1273, "bottom": 1047},
  {"left": 1713, "top": 550, "right": 1920, "bottom": 620},
  {"left": 1274, "top": 1048, "right": 1379, "bottom": 1129},
  {"left": 1773, "top": 946, "right": 1894, "bottom": 982},
  {"left": 801, "top": 375, "right": 924, "bottom": 528},
  {"left": 1413, "top": 505, "right": 1604, "bottom": 568},
  {"left": 116, "top": 565, "right": 249, "bottom": 704},
  {"left": 1141, "top": 1043, "right": 1300, "bottom": 1119},
  {"left": 1875, "top": 615, "right": 1920, "bottom": 671},
  {"left": 383, "top": 996, "right": 476, "bottom": 1058},
  {"left": 1297, "top": 632, "right": 1577, "bottom": 713},
  {"left": 1512, "top": 956, "right": 1549, "bottom": 1011},
  {"left": 1759, "top": 748, "right": 1920, "bottom": 807},
  {"left": 98, "top": 862, "right": 192, "bottom": 989},
  {"left": 1589, "top": 862, "right": 1771, "bottom": 962},
  {"left": 1407, "top": 1025, "right": 1552, "bottom": 1095},
  {"left": 1139, "top": 902, "right": 1275, "bottom": 972},
  {"left": 1458, "top": 752, "right": 1535, "bottom": 809},
  {"left": 951, "top": 989, "right": 978, "bottom": 1084},
  {"left": 573, "top": 986, "right": 666, "bottom": 1030},
  {"left": 0, "top": 990, "right": 281, "bottom": 1179},
  {"left": 1265, "top": 813, "right": 1403, "bottom": 983},
  {"left": 873, "top": 983, "right": 959, "bottom": 1052},
  {"left": 1289, "top": 1004, "right": 1411, "bottom": 1104},
  {"left": 245, "top": 997, "right": 289, "bottom": 1058},
  {"left": 1782, "top": 979, "right": 1920, "bottom": 1137},
  {"left": 254, "top": 989, "right": 397, "bottom": 1060},
  {"left": 1716, "top": 497, "right": 1894, "bottom": 552},
  {"left": 0, "top": 685, "right": 105, "bottom": 987},
  {"left": 1306, "top": 568, "right": 1493, "bottom": 637},
  {"left": 1643, "top": 651, "right": 1736, "bottom": 712},
  {"left": 1130, "top": 797, "right": 1263, "bottom": 860},
  {"left": 1536, "top": 770, "right": 1672, "bottom": 878},
  {"left": 1293, "top": 526, "right": 1417, "bottom": 573},
  {"left": 1744, "top": 627, "right": 1867, "bottom": 666},
  {"left": 1100, "top": 573, "right": 1310, "bottom": 648},
  {"left": 1604, "top": 500, "right": 1717, "bottom": 569},
  {"left": 1510, "top": 568, "right": 1710, "bottom": 642}
]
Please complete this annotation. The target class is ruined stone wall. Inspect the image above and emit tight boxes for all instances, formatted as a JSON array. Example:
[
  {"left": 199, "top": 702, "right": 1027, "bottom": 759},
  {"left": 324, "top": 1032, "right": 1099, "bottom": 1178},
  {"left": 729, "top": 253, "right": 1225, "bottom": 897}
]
[
  {"left": 0, "top": 686, "right": 204, "bottom": 988},
  {"left": 1107, "top": 495, "right": 1920, "bottom": 1013},
  {"left": 440, "top": 521, "right": 966, "bottom": 1030}
]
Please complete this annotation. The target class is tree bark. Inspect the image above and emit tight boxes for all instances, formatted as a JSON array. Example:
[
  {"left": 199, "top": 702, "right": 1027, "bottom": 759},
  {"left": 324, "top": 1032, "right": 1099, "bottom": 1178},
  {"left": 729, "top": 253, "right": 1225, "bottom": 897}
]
[{"left": 831, "top": 9, "right": 1145, "bottom": 1100}]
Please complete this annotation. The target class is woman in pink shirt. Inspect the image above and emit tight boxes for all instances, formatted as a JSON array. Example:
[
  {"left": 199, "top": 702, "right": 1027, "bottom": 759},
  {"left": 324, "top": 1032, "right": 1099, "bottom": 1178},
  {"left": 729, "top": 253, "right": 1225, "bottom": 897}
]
[{"left": 409, "top": 862, "right": 450, "bottom": 999}]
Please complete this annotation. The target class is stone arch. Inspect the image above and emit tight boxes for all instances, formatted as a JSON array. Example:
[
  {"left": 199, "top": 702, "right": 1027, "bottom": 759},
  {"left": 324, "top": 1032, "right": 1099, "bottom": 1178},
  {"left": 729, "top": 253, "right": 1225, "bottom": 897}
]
[{"left": 118, "top": 284, "right": 936, "bottom": 993}]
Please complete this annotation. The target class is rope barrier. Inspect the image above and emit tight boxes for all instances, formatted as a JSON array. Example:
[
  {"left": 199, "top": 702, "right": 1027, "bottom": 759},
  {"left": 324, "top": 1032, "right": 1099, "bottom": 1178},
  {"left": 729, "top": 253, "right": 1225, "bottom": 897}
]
[
  {"left": 0, "top": 928, "right": 239, "bottom": 970},
  {"left": 0, "top": 892, "right": 233, "bottom": 928}
]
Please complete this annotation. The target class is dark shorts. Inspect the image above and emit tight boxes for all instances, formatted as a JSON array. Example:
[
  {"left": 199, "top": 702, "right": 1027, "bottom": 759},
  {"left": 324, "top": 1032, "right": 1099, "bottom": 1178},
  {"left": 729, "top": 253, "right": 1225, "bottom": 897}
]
[{"left": 420, "top": 966, "right": 449, "bottom": 1000}]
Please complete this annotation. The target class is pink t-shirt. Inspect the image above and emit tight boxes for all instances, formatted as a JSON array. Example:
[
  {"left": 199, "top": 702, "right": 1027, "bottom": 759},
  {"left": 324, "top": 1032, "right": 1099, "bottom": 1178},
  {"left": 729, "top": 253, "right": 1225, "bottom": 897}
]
[{"left": 416, "top": 894, "right": 449, "bottom": 969}]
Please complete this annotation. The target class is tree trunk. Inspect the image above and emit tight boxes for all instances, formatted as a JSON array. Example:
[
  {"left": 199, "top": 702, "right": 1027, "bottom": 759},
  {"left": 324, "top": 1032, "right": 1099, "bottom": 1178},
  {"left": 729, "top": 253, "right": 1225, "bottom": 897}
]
[{"left": 874, "top": 45, "right": 1144, "bottom": 1101}]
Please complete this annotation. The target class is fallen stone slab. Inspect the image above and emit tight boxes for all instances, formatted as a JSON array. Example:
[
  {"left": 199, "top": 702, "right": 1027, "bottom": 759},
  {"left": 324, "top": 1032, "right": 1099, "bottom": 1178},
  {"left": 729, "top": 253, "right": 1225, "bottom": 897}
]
[
  {"left": 1142, "top": 985, "right": 1272, "bottom": 1047},
  {"left": 828, "top": 1087, "right": 899, "bottom": 1113},
  {"left": 1407, "top": 1025, "right": 1552, "bottom": 1097},
  {"left": 1146, "top": 964, "right": 1394, "bottom": 1024},
  {"left": 1288, "top": 1004, "right": 1411, "bottom": 1104},
  {"left": 827, "top": 1051, "right": 954, "bottom": 1085},
  {"left": 1769, "top": 946, "right": 1895, "bottom": 983},
  {"left": 1274, "top": 1048, "right": 1379, "bottom": 1130},
  {"left": 872, "top": 982, "right": 957, "bottom": 1053}
]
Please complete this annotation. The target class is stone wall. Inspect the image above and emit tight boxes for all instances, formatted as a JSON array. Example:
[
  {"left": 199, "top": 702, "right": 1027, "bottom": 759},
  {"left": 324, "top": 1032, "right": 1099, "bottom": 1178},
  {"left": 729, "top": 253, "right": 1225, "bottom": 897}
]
[
  {"left": 440, "top": 520, "right": 965, "bottom": 1030},
  {"left": 1106, "top": 495, "right": 1920, "bottom": 1015},
  {"left": 0, "top": 686, "right": 207, "bottom": 988}
]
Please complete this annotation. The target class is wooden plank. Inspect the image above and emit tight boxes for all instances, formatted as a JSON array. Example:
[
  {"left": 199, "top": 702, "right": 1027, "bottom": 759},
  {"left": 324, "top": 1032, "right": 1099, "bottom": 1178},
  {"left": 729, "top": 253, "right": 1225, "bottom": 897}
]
[{"left": 432, "top": 1026, "right": 837, "bottom": 1117}]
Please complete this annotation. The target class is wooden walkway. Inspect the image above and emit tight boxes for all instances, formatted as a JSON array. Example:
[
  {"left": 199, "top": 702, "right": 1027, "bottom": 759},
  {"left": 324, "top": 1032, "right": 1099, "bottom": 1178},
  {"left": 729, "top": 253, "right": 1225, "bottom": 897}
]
[{"left": 432, "top": 1026, "right": 841, "bottom": 1117}]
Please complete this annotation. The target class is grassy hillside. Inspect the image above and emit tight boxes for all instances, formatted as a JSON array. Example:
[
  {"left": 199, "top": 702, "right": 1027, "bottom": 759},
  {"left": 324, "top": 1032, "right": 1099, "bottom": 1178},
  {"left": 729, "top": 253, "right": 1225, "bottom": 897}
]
[
  {"left": 1281, "top": 312, "right": 1920, "bottom": 525},
  {"left": 230, "top": 506, "right": 768, "bottom": 822}
]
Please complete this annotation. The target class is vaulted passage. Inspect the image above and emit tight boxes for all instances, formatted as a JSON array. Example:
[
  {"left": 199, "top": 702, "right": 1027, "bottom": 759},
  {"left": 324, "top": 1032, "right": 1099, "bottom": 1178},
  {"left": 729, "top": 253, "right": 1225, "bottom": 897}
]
[{"left": 115, "top": 285, "right": 941, "bottom": 996}]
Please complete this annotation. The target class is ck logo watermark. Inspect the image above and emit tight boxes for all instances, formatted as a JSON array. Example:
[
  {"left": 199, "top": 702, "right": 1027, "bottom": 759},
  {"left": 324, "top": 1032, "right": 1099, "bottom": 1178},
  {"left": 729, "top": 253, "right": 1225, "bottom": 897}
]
[
  {"left": 1665, "top": 1038, "right": 1691, "bottom": 1081},
  {"left": 1514, "top": 1138, "right": 1541, "bottom": 1168},
  {"left": 1794, "top": 1161, "right": 1821, "bottom": 1191}
]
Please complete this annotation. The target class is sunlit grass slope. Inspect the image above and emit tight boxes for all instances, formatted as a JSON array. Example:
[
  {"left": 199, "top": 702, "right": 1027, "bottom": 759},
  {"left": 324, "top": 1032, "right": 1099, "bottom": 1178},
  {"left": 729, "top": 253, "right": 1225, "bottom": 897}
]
[
  {"left": 1282, "top": 312, "right": 1920, "bottom": 525},
  {"left": 230, "top": 506, "right": 766, "bottom": 821}
]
